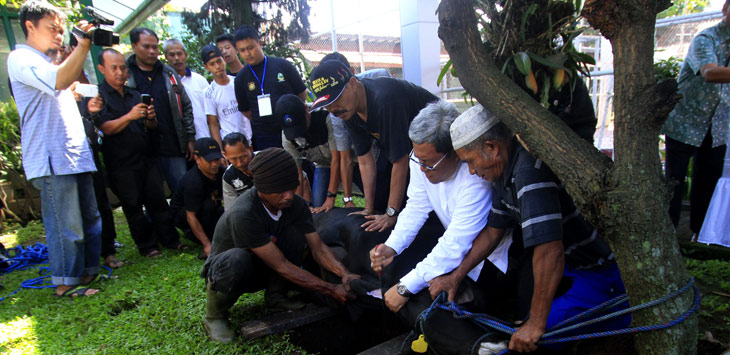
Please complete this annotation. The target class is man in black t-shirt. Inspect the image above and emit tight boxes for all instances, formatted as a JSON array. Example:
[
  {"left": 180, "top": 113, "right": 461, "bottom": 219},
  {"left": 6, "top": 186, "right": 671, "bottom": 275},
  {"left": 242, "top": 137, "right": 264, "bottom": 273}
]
[
  {"left": 170, "top": 138, "right": 225, "bottom": 258},
  {"left": 221, "top": 132, "right": 254, "bottom": 209},
  {"left": 201, "top": 148, "right": 359, "bottom": 343},
  {"left": 309, "top": 60, "right": 439, "bottom": 232},
  {"left": 93, "top": 48, "right": 184, "bottom": 258},
  {"left": 233, "top": 25, "right": 307, "bottom": 151}
]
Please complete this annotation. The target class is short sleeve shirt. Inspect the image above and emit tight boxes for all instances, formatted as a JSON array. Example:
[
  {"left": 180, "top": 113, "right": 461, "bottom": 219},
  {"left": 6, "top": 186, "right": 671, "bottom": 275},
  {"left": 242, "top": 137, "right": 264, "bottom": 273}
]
[
  {"left": 7, "top": 44, "right": 96, "bottom": 180},
  {"left": 486, "top": 138, "right": 615, "bottom": 269},
  {"left": 95, "top": 80, "right": 149, "bottom": 172},
  {"left": 662, "top": 22, "right": 730, "bottom": 148},
  {"left": 282, "top": 110, "right": 335, "bottom": 167},
  {"left": 205, "top": 76, "right": 253, "bottom": 140},
  {"left": 170, "top": 165, "right": 224, "bottom": 213},
  {"left": 234, "top": 56, "right": 306, "bottom": 134},
  {"left": 208, "top": 186, "right": 316, "bottom": 255},
  {"left": 345, "top": 77, "right": 438, "bottom": 162},
  {"left": 181, "top": 70, "right": 211, "bottom": 140}
]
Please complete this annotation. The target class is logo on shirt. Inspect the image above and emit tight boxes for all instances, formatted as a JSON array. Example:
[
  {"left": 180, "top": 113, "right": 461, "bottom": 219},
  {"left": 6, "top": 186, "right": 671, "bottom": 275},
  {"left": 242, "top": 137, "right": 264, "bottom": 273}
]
[
  {"left": 277, "top": 73, "right": 285, "bottom": 82},
  {"left": 248, "top": 82, "right": 256, "bottom": 91}
]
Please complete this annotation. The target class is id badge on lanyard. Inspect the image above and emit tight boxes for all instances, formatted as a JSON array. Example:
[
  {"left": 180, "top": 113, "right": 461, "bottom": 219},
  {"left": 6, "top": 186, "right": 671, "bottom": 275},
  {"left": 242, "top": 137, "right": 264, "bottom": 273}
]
[
  {"left": 250, "top": 56, "right": 273, "bottom": 117},
  {"left": 258, "top": 94, "right": 272, "bottom": 116}
]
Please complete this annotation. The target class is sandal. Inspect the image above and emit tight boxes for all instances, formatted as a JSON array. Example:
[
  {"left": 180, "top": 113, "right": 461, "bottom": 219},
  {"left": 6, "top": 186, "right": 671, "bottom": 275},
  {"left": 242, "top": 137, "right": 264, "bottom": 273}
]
[
  {"left": 54, "top": 285, "right": 97, "bottom": 298},
  {"left": 143, "top": 249, "right": 162, "bottom": 258},
  {"left": 175, "top": 243, "right": 191, "bottom": 251}
]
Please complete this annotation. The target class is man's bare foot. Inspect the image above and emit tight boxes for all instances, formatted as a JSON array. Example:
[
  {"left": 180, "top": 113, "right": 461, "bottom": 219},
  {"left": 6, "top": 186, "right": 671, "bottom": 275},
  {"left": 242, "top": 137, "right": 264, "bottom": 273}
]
[
  {"left": 105, "top": 255, "right": 124, "bottom": 268},
  {"left": 55, "top": 285, "right": 99, "bottom": 297}
]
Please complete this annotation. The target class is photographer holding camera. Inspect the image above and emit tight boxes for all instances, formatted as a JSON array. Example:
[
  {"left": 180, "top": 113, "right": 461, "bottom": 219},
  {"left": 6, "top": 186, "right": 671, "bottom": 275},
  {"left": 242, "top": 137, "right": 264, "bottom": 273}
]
[
  {"left": 90, "top": 48, "right": 187, "bottom": 259},
  {"left": 7, "top": 0, "right": 101, "bottom": 297}
]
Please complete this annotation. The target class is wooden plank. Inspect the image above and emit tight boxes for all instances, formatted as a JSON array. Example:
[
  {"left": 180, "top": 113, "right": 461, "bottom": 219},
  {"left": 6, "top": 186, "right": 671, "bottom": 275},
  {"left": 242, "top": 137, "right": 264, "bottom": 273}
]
[
  {"left": 240, "top": 304, "right": 338, "bottom": 340},
  {"left": 356, "top": 333, "right": 409, "bottom": 355}
]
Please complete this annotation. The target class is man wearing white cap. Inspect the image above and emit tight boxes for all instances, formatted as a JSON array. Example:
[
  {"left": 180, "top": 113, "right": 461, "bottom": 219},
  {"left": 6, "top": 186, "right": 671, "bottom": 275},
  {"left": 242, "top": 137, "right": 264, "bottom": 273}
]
[{"left": 426, "top": 105, "right": 629, "bottom": 354}]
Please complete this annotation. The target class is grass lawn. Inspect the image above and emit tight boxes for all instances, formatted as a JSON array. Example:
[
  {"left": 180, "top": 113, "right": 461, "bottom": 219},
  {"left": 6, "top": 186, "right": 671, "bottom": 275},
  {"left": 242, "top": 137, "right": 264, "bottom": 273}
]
[{"left": 1, "top": 193, "right": 729, "bottom": 354}]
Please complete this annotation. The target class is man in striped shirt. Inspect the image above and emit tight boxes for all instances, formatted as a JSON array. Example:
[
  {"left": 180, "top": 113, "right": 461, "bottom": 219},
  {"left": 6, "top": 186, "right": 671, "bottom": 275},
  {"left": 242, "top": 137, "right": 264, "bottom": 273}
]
[{"left": 427, "top": 105, "right": 629, "bottom": 354}]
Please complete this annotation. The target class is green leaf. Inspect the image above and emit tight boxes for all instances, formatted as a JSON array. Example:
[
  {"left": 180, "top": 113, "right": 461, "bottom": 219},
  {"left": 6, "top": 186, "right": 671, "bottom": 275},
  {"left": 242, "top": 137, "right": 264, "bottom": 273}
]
[
  {"left": 501, "top": 56, "right": 514, "bottom": 73},
  {"left": 437, "top": 59, "right": 452, "bottom": 86},
  {"left": 526, "top": 51, "right": 567, "bottom": 70},
  {"left": 514, "top": 52, "right": 532, "bottom": 75},
  {"left": 520, "top": 3, "right": 538, "bottom": 44},
  {"left": 540, "top": 73, "right": 551, "bottom": 107},
  {"left": 573, "top": 51, "right": 596, "bottom": 65}
]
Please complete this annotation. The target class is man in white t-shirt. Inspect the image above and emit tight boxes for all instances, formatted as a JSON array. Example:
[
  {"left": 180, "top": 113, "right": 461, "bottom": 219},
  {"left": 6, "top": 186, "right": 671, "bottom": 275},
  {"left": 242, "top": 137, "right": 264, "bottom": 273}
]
[
  {"left": 164, "top": 39, "right": 211, "bottom": 140},
  {"left": 201, "top": 44, "right": 252, "bottom": 148}
]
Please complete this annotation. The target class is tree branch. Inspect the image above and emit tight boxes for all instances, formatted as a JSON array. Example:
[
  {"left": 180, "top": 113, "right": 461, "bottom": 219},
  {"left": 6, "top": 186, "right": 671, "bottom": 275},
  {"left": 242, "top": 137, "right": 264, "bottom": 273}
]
[{"left": 437, "top": 0, "right": 612, "bottom": 217}]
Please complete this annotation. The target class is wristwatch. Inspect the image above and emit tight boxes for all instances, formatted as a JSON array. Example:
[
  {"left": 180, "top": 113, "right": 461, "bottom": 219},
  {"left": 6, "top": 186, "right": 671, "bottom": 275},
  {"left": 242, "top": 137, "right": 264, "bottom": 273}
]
[
  {"left": 396, "top": 282, "right": 413, "bottom": 297},
  {"left": 343, "top": 196, "right": 353, "bottom": 203},
  {"left": 386, "top": 206, "right": 399, "bottom": 217},
  {"left": 326, "top": 191, "right": 337, "bottom": 198}
]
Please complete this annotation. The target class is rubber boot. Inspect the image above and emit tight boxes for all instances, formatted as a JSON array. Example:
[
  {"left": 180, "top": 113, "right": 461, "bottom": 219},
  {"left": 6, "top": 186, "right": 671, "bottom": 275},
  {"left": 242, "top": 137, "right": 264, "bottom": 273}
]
[
  {"left": 264, "top": 274, "right": 306, "bottom": 312},
  {"left": 204, "top": 284, "right": 237, "bottom": 343}
]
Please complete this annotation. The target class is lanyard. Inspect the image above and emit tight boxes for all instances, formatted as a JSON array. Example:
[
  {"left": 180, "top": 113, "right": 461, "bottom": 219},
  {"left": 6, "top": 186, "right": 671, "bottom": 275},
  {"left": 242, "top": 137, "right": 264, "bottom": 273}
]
[{"left": 248, "top": 56, "right": 268, "bottom": 95}]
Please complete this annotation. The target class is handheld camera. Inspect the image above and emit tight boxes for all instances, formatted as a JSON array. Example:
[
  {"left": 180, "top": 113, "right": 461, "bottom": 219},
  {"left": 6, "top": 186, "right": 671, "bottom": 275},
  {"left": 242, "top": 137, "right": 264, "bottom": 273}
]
[{"left": 72, "top": 6, "right": 120, "bottom": 47}]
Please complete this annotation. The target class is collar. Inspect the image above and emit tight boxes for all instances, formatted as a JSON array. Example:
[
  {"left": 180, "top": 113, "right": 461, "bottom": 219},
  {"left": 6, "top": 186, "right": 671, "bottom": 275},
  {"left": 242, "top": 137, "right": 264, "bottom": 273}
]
[
  {"left": 717, "top": 21, "right": 730, "bottom": 43},
  {"left": 128, "top": 54, "right": 163, "bottom": 73},
  {"left": 100, "top": 79, "right": 131, "bottom": 97},
  {"left": 16, "top": 44, "right": 52, "bottom": 62},
  {"left": 499, "top": 136, "right": 523, "bottom": 186}
]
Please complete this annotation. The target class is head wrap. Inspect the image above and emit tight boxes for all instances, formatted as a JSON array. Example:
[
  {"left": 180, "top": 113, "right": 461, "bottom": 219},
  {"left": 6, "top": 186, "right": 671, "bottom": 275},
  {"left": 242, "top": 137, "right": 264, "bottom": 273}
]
[
  {"left": 249, "top": 148, "right": 299, "bottom": 193},
  {"left": 450, "top": 104, "right": 501, "bottom": 150}
]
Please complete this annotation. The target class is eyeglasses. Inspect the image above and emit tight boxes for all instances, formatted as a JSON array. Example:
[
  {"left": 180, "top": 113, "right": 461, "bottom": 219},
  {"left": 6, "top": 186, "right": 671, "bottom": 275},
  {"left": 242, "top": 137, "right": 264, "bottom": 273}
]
[{"left": 409, "top": 150, "right": 448, "bottom": 171}]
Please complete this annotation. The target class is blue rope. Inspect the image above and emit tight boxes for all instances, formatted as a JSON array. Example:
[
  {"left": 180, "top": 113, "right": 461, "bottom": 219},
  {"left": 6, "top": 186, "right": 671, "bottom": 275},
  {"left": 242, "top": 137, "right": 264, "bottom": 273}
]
[
  {"left": 0, "top": 243, "right": 113, "bottom": 301},
  {"left": 421, "top": 277, "right": 701, "bottom": 353}
]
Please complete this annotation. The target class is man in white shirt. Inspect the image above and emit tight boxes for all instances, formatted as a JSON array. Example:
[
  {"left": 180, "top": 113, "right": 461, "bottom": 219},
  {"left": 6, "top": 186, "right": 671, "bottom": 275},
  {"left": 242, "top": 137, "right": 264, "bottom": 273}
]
[
  {"left": 8, "top": 0, "right": 100, "bottom": 297},
  {"left": 201, "top": 44, "right": 252, "bottom": 148},
  {"left": 370, "top": 100, "right": 510, "bottom": 325},
  {"left": 163, "top": 38, "right": 211, "bottom": 140}
]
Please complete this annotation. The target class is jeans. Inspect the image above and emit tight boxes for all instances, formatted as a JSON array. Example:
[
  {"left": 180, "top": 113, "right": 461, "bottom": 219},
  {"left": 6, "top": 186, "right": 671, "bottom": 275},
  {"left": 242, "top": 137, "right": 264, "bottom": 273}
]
[
  {"left": 252, "top": 133, "right": 283, "bottom": 151},
  {"left": 157, "top": 156, "right": 188, "bottom": 194},
  {"left": 312, "top": 166, "right": 330, "bottom": 207},
  {"left": 665, "top": 134, "right": 726, "bottom": 231},
  {"left": 31, "top": 173, "right": 101, "bottom": 285}
]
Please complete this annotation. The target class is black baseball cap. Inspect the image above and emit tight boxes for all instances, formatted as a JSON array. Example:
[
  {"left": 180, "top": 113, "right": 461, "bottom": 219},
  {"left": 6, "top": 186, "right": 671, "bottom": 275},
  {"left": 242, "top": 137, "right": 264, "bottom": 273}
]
[
  {"left": 276, "top": 94, "right": 307, "bottom": 141},
  {"left": 309, "top": 60, "right": 353, "bottom": 110},
  {"left": 194, "top": 138, "right": 223, "bottom": 161},
  {"left": 200, "top": 44, "right": 223, "bottom": 65}
]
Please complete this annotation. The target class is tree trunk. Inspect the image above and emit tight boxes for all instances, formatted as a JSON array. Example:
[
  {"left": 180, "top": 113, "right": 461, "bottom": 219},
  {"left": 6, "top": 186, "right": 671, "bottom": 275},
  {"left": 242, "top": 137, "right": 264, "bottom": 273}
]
[{"left": 437, "top": 0, "right": 698, "bottom": 353}]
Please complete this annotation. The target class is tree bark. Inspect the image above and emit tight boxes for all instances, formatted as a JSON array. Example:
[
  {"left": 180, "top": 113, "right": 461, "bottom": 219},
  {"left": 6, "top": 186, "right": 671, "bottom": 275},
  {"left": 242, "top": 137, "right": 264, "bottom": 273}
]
[{"left": 437, "top": 0, "right": 697, "bottom": 353}]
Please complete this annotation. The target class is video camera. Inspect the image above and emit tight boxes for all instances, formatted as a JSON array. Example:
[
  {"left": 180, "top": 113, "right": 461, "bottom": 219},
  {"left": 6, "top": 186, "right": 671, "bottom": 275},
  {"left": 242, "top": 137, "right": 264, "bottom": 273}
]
[{"left": 72, "top": 6, "right": 120, "bottom": 47}]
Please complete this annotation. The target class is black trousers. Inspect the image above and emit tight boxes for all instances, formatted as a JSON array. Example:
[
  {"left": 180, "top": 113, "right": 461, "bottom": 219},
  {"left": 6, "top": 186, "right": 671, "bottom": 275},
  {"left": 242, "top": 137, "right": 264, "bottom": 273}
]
[
  {"left": 108, "top": 161, "right": 179, "bottom": 254},
  {"left": 202, "top": 226, "right": 306, "bottom": 297},
  {"left": 665, "top": 133, "right": 726, "bottom": 232},
  {"left": 90, "top": 152, "right": 117, "bottom": 258}
]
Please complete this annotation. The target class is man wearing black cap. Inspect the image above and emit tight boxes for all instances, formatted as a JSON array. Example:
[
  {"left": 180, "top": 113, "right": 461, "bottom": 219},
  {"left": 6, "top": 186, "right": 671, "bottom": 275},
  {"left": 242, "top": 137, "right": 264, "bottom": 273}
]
[
  {"left": 94, "top": 48, "right": 185, "bottom": 258},
  {"left": 202, "top": 44, "right": 252, "bottom": 149},
  {"left": 233, "top": 25, "right": 307, "bottom": 151},
  {"left": 201, "top": 147, "right": 359, "bottom": 343},
  {"left": 170, "top": 138, "right": 225, "bottom": 258},
  {"left": 277, "top": 94, "right": 341, "bottom": 212},
  {"left": 309, "top": 60, "right": 438, "bottom": 232}
]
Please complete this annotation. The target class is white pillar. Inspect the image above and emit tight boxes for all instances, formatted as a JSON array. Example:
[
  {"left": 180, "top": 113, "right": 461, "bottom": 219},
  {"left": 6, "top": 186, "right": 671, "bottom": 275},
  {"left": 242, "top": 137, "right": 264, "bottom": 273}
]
[{"left": 399, "top": 0, "right": 440, "bottom": 94}]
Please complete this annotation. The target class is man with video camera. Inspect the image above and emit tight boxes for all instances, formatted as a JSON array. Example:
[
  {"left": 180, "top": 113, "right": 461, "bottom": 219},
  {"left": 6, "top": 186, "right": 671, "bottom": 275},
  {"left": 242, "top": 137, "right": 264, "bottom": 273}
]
[
  {"left": 89, "top": 48, "right": 186, "bottom": 259},
  {"left": 7, "top": 0, "right": 101, "bottom": 297}
]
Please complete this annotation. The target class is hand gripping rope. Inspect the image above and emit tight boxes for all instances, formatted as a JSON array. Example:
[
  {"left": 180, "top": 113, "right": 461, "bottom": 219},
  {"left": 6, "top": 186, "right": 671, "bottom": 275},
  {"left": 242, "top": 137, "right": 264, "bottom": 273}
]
[{"left": 414, "top": 277, "right": 700, "bottom": 355}]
